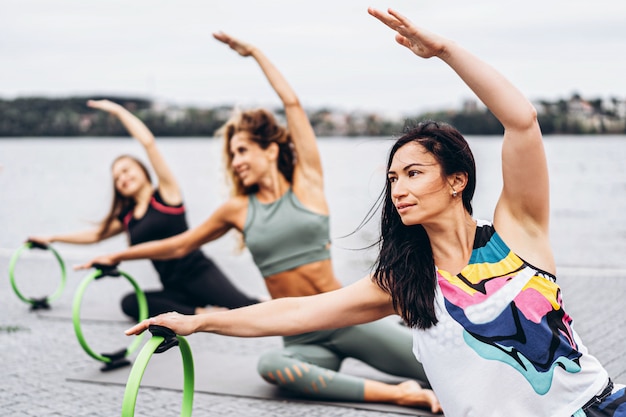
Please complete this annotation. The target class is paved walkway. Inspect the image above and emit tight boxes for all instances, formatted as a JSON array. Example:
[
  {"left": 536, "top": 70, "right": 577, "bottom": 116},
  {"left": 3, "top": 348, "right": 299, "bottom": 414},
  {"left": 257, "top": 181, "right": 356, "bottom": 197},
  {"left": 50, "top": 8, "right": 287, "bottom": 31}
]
[{"left": 1, "top": 252, "right": 625, "bottom": 417}]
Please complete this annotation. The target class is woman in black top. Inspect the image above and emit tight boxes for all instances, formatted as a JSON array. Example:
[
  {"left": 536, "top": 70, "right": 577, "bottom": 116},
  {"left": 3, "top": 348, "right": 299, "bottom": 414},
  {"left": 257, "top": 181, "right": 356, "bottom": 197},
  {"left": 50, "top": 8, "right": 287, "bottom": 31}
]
[{"left": 29, "top": 99, "right": 259, "bottom": 320}]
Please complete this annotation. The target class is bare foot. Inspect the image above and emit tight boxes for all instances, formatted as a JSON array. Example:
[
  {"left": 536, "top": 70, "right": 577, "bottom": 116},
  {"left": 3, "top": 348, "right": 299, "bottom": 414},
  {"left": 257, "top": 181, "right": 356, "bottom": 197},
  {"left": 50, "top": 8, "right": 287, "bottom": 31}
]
[
  {"left": 195, "top": 306, "right": 228, "bottom": 314},
  {"left": 395, "top": 380, "right": 442, "bottom": 414}
]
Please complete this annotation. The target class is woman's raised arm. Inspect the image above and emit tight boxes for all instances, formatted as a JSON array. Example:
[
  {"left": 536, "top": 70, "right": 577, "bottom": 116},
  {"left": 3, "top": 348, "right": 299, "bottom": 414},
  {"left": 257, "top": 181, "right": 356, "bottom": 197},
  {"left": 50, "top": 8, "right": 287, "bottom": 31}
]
[
  {"left": 213, "top": 33, "right": 324, "bottom": 194},
  {"left": 368, "top": 8, "right": 551, "bottom": 266},
  {"left": 87, "top": 99, "right": 182, "bottom": 204}
]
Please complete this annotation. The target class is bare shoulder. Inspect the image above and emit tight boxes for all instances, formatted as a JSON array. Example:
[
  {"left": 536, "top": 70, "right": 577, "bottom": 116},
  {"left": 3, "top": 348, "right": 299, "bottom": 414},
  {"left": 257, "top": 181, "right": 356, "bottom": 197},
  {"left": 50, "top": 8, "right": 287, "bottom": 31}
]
[{"left": 216, "top": 195, "right": 250, "bottom": 231}]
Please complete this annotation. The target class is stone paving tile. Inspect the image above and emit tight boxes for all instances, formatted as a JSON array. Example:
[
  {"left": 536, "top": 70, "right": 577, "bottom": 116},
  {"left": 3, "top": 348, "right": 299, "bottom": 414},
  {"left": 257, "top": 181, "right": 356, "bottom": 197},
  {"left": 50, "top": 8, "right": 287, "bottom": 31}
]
[
  {"left": 1, "top": 255, "right": 420, "bottom": 417},
  {"left": 2, "top": 255, "right": 625, "bottom": 416}
]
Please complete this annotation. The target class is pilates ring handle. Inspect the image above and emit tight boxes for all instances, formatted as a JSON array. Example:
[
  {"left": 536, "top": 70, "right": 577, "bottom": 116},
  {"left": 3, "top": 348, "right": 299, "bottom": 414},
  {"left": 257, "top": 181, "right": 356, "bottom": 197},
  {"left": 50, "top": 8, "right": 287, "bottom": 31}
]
[
  {"left": 121, "top": 325, "right": 195, "bottom": 417},
  {"left": 28, "top": 240, "right": 49, "bottom": 250},
  {"left": 8, "top": 240, "right": 67, "bottom": 309},
  {"left": 72, "top": 264, "right": 148, "bottom": 371},
  {"left": 92, "top": 262, "right": 121, "bottom": 278},
  {"left": 149, "top": 324, "right": 181, "bottom": 354}
]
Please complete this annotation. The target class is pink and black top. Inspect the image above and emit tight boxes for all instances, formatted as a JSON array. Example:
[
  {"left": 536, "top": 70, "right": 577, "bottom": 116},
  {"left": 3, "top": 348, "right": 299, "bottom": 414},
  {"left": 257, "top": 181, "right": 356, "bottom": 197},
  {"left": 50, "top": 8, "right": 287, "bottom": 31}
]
[{"left": 118, "top": 190, "right": 208, "bottom": 286}]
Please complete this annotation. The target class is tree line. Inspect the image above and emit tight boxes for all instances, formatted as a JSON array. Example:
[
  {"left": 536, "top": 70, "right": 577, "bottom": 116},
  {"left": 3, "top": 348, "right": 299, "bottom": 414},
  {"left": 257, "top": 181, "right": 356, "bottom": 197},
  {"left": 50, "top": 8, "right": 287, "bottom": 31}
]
[{"left": 1, "top": 95, "right": 624, "bottom": 138}]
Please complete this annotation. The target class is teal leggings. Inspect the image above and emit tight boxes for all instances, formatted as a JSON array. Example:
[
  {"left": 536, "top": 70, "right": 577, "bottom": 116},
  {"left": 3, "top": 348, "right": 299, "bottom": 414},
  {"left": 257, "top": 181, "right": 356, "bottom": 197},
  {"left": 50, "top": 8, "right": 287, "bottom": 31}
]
[{"left": 256, "top": 318, "right": 428, "bottom": 401}]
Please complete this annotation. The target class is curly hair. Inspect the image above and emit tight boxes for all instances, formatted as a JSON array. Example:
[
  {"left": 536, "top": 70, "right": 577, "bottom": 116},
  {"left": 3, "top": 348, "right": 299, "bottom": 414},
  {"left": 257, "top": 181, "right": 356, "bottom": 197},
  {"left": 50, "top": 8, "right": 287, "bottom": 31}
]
[{"left": 220, "top": 108, "right": 295, "bottom": 196}]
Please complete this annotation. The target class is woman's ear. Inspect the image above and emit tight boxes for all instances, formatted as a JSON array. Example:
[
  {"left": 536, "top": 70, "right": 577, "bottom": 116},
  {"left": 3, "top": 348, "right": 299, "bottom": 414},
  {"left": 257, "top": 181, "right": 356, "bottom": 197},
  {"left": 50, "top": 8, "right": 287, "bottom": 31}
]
[
  {"left": 266, "top": 142, "right": 280, "bottom": 161},
  {"left": 449, "top": 172, "right": 468, "bottom": 193}
]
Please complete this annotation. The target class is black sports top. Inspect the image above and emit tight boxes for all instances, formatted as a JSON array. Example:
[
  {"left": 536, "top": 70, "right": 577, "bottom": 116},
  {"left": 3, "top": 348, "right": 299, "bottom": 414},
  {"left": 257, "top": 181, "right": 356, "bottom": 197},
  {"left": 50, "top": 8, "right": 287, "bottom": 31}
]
[{"left": 118, "top": 190, "right": 207, "bottom": 285}]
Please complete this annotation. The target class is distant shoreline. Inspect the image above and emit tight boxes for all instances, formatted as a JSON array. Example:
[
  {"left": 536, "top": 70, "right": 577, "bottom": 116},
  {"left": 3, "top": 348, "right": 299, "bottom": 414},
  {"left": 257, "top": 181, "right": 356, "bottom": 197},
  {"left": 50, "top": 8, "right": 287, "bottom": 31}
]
[{"left": 2, "top": 94, "right": 625, "bottom": 137}]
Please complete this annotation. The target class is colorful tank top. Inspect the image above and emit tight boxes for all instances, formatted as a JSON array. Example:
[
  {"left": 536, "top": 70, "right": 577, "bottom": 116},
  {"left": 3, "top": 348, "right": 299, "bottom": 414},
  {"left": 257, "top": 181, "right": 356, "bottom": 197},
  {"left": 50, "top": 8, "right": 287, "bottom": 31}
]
[
  {"left": 411, "top": 220, "right": 608, "bottom": 417},
  {"left": 243, "top": 189, "right": 330, "bottom": 277}
]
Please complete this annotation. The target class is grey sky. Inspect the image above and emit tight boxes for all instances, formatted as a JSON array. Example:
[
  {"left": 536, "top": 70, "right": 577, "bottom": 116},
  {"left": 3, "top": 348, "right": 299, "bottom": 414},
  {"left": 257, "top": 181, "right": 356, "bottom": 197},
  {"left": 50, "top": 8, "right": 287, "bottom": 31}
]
[{"left": 2, "top": 0, "right": 625, "bottom": 116}]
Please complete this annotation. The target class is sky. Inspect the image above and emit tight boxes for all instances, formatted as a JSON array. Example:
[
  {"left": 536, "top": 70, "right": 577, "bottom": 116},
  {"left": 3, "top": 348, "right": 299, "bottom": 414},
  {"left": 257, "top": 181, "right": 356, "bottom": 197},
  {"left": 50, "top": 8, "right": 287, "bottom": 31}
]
[{"left": 2, "top": 0, "right": 625, "bottom": 116}]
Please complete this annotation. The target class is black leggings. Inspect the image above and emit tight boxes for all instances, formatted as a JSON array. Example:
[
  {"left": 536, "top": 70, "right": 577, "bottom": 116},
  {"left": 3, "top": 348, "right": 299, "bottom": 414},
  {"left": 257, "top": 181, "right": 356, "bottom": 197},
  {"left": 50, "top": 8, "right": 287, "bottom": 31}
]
[{"left": 121, "top": 260, "right": 259, "bottom": 321}]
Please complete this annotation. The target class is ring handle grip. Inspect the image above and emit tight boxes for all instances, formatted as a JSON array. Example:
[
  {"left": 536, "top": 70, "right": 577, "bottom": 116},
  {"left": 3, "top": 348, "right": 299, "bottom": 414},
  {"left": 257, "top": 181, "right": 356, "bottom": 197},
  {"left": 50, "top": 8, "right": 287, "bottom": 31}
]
[
  {"left": 93, "top": 263, "right": 121, "bottom": 278},
  {"left": 26, "top": 239, "right": 49, "bottom": 250},
  {"left": 121, "top": 326, "right": 194, "bottom": 416},
  {"left": 148, "top": 325, "right": 180, "bottom": 354}
]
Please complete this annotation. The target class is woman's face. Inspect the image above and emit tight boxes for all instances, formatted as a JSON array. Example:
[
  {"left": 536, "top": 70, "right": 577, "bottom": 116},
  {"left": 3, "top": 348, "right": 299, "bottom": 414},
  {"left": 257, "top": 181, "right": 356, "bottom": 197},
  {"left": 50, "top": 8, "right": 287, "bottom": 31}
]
[
  {"left": 387, "top": 142, "right": 453, "bottom": 225},
  {"left": 111, "top": 157, "right": 149, "bottom": 197},
  {"left": 229, "top": 132, "right": 275, "bottom": 187}
]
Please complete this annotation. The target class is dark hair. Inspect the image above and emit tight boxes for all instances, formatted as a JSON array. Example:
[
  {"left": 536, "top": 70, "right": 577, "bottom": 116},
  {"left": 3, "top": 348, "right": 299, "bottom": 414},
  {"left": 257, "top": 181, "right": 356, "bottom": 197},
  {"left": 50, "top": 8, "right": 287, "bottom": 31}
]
[
  {"left": 98, "top": 155, "right": 152, "bottom": 239},
  {"left": 372, "top": 120, "right": 476, "bottom": 329},
  {"left": 221, "top": 108, "right": 295, "bottom": 196}
]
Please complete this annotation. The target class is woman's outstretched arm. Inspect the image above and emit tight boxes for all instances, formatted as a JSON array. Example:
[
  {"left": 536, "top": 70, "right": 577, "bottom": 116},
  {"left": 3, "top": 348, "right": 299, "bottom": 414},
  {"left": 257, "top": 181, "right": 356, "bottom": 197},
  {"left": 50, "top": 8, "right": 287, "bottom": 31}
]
[
  {"left": 126, "top": 275, "right": 396, "bottom": 337},
  {"left": 74, "top": 197, "right": 245, "bottom": 270},
  {"left": 87, "top": 99, "right": 182, "bottom": 204},
  {"left": 28, "top": 221, "right": 124, "bottom": 246}
]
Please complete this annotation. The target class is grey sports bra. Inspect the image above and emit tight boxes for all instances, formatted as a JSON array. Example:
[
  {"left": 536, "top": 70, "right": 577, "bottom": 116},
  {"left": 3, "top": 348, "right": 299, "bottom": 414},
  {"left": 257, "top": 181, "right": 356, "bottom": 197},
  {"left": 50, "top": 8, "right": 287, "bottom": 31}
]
[{"left": 243, "top": 189, "right": 331, "bottom": 277}]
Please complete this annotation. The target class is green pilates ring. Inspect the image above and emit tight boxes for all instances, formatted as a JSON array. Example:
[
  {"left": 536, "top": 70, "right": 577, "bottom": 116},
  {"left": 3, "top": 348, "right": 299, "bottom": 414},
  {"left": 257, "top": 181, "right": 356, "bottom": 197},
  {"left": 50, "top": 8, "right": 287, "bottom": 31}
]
[
  {"left": 121, "top": 325, "right": 194, "bottom": 417},
  {"left": 8, "top": 241, "right": 67, "bottom": 309},
  {"left": 72, "top": 264, "right": 148, "bottom": 371}
]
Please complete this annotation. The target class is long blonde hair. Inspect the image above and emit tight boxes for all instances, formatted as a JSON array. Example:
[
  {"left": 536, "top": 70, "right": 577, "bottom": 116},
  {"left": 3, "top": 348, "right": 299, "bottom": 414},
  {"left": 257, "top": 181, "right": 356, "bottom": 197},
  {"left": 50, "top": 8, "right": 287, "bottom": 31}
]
[{"left": 220, "top": 108, "right": 295, "bottom": 196}]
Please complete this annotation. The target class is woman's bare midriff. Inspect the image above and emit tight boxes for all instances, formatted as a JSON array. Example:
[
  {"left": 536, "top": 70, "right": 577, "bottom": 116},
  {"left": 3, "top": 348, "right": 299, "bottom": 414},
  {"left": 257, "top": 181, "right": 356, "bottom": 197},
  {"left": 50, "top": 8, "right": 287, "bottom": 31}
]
[{"left": 263, "top": 258, "right": 343, "bottom": 299}]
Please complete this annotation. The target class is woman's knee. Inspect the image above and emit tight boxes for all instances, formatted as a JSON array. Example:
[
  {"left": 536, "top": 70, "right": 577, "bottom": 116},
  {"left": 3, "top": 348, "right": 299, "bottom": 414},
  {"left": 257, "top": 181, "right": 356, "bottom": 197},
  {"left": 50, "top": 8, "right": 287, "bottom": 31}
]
[
  {"left": 120, "top": 293, "right": 138, "bottom": 320},
  {"left": 256, "top": 350, "right": 294, "bottom": 383}
]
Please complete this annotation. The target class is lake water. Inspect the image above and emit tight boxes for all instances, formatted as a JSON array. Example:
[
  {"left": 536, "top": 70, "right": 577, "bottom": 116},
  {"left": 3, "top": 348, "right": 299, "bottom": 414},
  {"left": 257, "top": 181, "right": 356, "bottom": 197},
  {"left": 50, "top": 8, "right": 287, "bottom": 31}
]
[{"left": 1, "top": 135, "right": 625, "bottom": 297}]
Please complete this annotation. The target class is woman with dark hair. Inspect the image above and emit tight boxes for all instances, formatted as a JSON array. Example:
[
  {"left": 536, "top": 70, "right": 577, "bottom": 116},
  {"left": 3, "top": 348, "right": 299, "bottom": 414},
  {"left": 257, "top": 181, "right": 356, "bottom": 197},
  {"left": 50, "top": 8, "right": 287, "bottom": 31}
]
[
  {"left": 29, "top": 99, "right": 259, "bottom": 320},
  {"left": 78, "top": 33, "right": 440, "bottom": 412},
  {"left": 124, "top": 8, "right": 625, "bottom": 417}
]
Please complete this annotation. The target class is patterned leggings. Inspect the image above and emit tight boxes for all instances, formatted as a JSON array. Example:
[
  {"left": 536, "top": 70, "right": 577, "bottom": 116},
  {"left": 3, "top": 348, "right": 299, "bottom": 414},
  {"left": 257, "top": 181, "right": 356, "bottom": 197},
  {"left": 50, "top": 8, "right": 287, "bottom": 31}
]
[
  {"left": 573, "top": 380, "right": 626, "bottom": 417},
  {"left": 256, "top": 318, "right": 428, "bottom": 401}
]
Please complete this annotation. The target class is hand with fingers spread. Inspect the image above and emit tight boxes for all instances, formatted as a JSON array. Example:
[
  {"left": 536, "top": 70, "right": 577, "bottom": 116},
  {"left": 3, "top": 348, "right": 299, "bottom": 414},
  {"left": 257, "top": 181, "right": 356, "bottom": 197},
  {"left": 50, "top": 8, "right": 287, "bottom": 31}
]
[
  {"left": 213, "top": 31, "right": 255, "bottom": 57},
  {"left": 367, "top": 7, "right": 446, "bottom": 59}
]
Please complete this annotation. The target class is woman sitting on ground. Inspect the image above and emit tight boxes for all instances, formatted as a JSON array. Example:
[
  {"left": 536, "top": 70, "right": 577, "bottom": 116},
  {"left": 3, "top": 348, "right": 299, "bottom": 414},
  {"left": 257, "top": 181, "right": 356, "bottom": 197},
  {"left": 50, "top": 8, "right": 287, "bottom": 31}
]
[{"left": 31, "top": 99, "right": 260, "bottom": 320}]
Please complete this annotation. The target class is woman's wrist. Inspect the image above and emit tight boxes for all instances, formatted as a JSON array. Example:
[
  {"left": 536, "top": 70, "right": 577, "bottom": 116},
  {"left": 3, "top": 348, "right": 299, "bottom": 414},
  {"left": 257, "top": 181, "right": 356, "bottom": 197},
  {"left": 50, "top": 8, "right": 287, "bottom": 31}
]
[
  {"left": 188, "top": 314, "right": 204, "bottom": 334},
  {"left": 109, "top": 102, "right": 125, "bottom": 115},
  {"left": 248, "top": 45, "right": 260, "bottom": 57}
]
